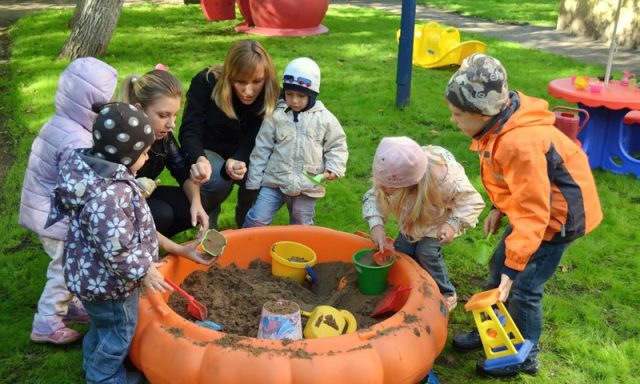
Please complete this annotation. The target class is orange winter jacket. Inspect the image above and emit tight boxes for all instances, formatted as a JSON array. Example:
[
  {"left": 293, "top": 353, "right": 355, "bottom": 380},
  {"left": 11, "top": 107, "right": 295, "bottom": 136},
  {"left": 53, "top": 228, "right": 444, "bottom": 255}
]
[{"left": 471, "top": 92, "right": 603, "bottom": 272}]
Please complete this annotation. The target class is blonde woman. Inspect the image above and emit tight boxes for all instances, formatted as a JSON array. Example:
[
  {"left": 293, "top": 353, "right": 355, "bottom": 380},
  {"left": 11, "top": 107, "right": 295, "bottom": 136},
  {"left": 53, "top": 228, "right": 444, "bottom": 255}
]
[
  {"left": 179, "top": 39, "right": 279, "bottom": 228},
  {"left": 362, "top": 137, "right": 485, "bottom": 311},
  {"left": 119, "top": 67, "right": 213, "bottom": 265}
]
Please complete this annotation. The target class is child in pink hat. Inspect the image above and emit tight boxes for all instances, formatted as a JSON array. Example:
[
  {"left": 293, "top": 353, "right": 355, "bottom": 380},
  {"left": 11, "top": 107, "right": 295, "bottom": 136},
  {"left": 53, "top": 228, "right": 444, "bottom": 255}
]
[{"left": 362, "top": 136, "right": 485, "bottom": 311}]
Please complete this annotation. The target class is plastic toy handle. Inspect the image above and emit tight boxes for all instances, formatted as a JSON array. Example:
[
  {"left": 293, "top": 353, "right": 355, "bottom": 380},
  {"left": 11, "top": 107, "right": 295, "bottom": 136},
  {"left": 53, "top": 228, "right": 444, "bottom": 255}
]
[
  {"left": 164, "top": 276, "right": 194, "bottom": 301},
  {"left": 340, "top": 310, "right": 358, "bottom": 334},
  {"left": 305, "top": 265, "right": 318, "bottom": 284}
]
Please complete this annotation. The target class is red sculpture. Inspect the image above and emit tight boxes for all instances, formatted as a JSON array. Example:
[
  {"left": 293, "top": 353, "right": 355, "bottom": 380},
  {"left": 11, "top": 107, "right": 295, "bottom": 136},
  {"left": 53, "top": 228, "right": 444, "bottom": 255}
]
[{"left": 201, "top": 0, "right": 330, "bottom": 36}]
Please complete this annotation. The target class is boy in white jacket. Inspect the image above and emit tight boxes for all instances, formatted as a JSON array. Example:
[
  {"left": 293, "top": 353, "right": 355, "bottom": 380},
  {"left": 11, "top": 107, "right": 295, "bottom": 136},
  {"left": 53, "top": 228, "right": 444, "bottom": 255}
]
[{"left": 243, "top": 57, "right": 348, "bottom": 227}]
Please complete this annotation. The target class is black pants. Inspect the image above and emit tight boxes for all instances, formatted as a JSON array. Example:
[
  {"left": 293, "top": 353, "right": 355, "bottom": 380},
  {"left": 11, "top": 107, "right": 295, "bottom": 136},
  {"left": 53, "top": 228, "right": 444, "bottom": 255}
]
[
  {"left": 147, "top": 186, "right": 193, "bottom": 238},
  {"left": 202, "top": 182, "right": 258, "bottom": 229}
]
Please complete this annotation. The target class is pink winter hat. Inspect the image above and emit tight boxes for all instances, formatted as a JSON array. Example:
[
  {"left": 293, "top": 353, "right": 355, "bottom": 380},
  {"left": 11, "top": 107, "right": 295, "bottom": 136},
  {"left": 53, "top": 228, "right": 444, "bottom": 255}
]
[{"left": 373, "top": 137, "right": 428, "bottom": 188}]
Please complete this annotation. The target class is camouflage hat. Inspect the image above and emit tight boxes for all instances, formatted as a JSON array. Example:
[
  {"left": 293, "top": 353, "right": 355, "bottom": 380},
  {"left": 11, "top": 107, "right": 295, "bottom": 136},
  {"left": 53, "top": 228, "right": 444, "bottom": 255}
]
[{"left": 445, "top": 54, "right": 509, "bottom": 116}]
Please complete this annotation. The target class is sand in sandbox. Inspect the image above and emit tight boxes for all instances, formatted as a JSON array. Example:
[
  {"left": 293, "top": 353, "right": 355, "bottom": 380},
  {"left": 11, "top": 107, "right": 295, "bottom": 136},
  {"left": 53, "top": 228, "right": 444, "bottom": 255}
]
[{"left": 168, "top": 260, "right": 387, "bottom": 337}]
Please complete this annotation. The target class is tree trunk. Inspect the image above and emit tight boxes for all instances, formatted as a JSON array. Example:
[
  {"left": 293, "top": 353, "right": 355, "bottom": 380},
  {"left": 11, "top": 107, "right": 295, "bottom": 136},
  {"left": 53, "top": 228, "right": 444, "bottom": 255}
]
[
  {"left": 69, "top": 0, "right": 88, "bottom": 29},
  {"left": 59, "top": 0, "right": 124, "bottom": 59}
]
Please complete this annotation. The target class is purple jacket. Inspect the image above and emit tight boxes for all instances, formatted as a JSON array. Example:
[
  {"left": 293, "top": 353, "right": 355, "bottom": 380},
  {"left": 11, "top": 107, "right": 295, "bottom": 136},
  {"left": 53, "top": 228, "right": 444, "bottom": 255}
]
[
  {"left": 19, "top": 57, "right": 117, "bottom": 239},
  {"left": 46, "top": 150, "right": 158, "bottom": 301}
]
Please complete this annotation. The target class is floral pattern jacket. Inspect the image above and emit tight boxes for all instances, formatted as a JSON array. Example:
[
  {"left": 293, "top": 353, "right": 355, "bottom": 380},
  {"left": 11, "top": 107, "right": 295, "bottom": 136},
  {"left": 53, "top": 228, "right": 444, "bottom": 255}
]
[{"left": 46, "top": 149, "right": 158, "bottom": 301}]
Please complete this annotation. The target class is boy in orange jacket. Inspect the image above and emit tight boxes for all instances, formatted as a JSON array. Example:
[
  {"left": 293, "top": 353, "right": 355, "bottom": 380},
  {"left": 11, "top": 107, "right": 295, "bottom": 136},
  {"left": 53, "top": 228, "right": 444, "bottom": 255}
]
[{"left": 445, "top": 54, "right": 603, "bottom": 377}]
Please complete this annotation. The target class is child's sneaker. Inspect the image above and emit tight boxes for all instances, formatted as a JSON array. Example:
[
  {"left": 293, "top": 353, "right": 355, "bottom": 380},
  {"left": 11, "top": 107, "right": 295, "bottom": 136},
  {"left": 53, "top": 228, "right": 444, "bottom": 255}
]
[
  {"left": 445, "top": 293, "right": 458, "bottom": 312},
  {"left": 31, "top": 327, "right": 81, "bottom": 345}
]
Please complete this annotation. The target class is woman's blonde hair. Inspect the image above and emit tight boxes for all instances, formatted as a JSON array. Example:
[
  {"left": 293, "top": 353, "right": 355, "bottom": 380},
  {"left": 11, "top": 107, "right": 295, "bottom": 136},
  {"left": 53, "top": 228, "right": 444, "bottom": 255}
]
[
  {"left": 210, "top": 39, "right": 279, "bottom": 120},
  {"left": 374, "top": 150, "right": 448, "bottom": 241},
  {"left": 119, "top": 69, "right": 182, "bottom": 108}
]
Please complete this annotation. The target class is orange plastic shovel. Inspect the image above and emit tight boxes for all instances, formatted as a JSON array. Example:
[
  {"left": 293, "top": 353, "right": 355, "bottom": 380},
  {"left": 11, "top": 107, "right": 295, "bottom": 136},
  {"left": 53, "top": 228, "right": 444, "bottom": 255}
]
[{"left": 164, "top": 277, "right": 208, "bottom": 321}]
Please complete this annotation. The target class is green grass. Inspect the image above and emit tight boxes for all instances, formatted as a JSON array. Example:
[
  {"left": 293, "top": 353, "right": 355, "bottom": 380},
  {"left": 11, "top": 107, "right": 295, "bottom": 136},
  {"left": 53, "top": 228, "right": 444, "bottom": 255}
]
[
  {"left": 419, "top": 0, "right": 560, "bottom": 27},
  {"left": 1, "top": 3, "right": 639, "bottom": 383}
]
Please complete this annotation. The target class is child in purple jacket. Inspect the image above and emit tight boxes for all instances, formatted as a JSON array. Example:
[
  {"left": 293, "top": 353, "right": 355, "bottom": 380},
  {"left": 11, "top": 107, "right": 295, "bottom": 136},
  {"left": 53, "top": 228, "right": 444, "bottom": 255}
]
[{"left": 46, "top": 102, "right": 170, "bottom": 383}]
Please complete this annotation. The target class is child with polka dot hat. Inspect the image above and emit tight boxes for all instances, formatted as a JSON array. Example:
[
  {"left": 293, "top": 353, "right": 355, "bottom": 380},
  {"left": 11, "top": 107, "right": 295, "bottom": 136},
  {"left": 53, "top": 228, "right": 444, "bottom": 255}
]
[
  {"left": 45, "top": 102, "right": 171, "bottom": 383},
  {"left": 243, "top": 57, "right": 348, "bottom": 227}
]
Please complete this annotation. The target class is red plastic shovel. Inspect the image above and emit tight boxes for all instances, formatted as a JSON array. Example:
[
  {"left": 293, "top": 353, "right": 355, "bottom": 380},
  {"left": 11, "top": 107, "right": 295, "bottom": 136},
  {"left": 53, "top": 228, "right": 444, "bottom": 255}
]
[
  {"left": 354, "top": 231, "right": 396, "bottom": 266},
  {"left": 370, "top": 285, "right": 412, "bottom": 317},
  {"left": 164, "top": 277, "right": 208, "bottom": 321}
]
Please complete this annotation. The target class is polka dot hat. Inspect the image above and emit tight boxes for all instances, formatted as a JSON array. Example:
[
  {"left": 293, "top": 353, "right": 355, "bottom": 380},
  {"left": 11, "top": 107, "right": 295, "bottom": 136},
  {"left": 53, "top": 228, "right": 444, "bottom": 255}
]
[{"left": 92, "top": 102, "right": 155, "bottom": 166}]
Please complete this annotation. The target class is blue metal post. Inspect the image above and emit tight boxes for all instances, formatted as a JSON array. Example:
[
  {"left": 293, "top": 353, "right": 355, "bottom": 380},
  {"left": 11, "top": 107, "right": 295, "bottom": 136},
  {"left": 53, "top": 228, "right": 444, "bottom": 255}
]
[{"left": 396, "top": 0, "right": 416, "bottom": 108}]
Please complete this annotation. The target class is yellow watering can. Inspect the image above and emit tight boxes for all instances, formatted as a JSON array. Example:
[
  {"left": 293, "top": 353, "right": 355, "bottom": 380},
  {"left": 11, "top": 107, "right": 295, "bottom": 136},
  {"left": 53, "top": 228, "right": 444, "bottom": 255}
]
[{"left": 301, "top": 305, "right": 357, "bottom": 338}]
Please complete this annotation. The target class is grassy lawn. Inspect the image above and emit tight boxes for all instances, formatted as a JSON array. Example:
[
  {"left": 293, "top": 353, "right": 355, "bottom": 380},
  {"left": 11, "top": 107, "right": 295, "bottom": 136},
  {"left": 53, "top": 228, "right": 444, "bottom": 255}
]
[
  {"left": 419, "top": 0, "right": 559, "bottom": 27},
  {"left": 1, "top": 3, "right": 639, "bottom": 383}
]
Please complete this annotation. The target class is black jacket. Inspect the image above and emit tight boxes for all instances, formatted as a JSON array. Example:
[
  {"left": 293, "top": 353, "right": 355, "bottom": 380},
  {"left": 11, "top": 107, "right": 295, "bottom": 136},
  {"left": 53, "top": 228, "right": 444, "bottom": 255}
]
[
  {"left": 137, "top": 133, "right": 190, "bottom": 186},
  {"left": 179, "top": 68, "right": 265, "bottom": 167}
]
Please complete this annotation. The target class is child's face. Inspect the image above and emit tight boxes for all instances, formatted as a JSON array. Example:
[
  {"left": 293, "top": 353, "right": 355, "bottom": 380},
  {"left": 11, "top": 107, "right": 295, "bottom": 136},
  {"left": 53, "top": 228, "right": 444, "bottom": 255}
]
[
  {"left": 284, "top": 90, "right": 309, "bottom": 112},
  {"left": 129, "top": 147, "right": 150, "bottom": 175},
  {"left": 447, "top": 101, "right": 492, "bottom": 137},
  {"left": 380, "top": 185, "right": 399, "bottom": 196},
  {"left": 232, "top": 67, "right": 265, "bottom": 105},
  {"left": 141, "top": 96, "right": 181, "bottom": 140}
]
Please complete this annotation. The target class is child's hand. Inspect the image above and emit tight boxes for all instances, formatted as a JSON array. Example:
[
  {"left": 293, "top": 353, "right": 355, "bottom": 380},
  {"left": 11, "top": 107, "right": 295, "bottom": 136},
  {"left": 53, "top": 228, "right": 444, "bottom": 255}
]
[
  {"left": 370, "top": 225, "right": 387, "bottom": 252},
  {"left": 498, "top": 273, "right": 513, "bottom": 302},
  {"left": 484, "top": 209, "right": 504, "bottom": 237},
  {"left": 438, "top": 223, "right": 456, "bottom": 244},
  {"left": 142, "top": 263, "right": 172, "bottom": 293},
  {"left": 179, "top": 242, "right": 217, "bottom": 266},
  {"left": 322, "top": 170, "right": 337, "bottom": 181}
]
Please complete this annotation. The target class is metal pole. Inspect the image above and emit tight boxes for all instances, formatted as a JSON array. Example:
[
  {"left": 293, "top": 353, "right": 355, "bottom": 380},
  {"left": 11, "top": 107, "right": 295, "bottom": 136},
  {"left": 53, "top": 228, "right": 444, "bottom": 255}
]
[
  {"left": 396, "top": 0, "right": 416, "bottom": 108},
  {"left": 604, "top": 0, "right": 623, "bottom": 87}
]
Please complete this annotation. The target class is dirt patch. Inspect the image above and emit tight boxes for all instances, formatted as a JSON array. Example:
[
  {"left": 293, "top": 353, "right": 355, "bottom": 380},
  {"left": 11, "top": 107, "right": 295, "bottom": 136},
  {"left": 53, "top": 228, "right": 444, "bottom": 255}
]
[{"left": 168, "top": 260, "right": 388, "bottom": 338}]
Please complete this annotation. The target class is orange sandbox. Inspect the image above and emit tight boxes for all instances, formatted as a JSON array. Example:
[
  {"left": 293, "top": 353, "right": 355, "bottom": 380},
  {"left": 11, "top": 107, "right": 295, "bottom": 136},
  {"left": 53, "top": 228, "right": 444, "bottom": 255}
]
[{"left": 130, "top": 226, "right": 448, "bottom": 383}]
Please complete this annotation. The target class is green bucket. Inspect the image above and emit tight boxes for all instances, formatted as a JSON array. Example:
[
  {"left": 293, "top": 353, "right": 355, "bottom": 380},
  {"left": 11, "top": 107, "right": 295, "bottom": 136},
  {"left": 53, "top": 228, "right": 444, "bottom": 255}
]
[{"left": 352, "top": 248, "right": 394, "bottom": 295}]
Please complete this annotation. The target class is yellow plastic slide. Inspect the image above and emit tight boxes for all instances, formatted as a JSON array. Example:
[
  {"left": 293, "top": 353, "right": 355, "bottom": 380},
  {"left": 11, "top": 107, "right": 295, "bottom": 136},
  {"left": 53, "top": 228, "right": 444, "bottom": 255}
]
[{"left": 397, "top": 22, "right": 487, "bottom": 69}]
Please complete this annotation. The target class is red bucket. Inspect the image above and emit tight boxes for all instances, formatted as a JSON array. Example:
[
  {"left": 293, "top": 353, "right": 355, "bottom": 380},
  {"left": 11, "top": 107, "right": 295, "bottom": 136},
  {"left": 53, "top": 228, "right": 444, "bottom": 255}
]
[{"left": 552, "top": 106, "right": 589, "bottom": 147}]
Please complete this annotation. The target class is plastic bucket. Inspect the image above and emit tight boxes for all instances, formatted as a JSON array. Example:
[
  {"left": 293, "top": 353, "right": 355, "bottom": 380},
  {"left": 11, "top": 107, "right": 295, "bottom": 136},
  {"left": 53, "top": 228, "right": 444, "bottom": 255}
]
[
  {"left": 270, "top": 241, "right": 317, "bottom": 284},
  {"left": 352, "top": 248, "right": 394, "bottom": 295},
  {"left": 257, "top": 300, "right": 302, "bottom": 340}
]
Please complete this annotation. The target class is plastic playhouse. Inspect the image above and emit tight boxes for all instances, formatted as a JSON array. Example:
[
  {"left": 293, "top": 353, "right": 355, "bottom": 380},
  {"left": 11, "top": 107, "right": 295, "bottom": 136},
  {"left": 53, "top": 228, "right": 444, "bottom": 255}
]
[
  {"left": 398, "top": 22, "right": 487, "bottom": 69},
  {"left": 200, "top": 0, "right": 330, "bottom": 37},
  {"left": 129, "top": 226, "right": 449, "bottom": 383}
]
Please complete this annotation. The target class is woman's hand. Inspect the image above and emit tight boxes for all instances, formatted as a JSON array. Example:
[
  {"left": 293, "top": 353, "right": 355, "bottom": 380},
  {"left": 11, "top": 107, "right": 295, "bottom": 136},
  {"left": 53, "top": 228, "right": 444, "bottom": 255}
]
[
  {"left": 142, "top": 263, "right": 172, "bottom": 293},
  {"left": 370, "top": 225, "right": 387, "bottom": 252},
  {"left": 190, "top": 156, "right": 212, "bottom": 184},
  {"left": 437, "top": 223, "right": 456, "bottom": 244},
  {"left": 484, "top": 209, "right": 505, "bottom": 237},
  {"left": 225, "top": 158, "right": 247, "bottom": 180},
  {"left": 190, "top": 201, "right": 209, "bottom": 238}
]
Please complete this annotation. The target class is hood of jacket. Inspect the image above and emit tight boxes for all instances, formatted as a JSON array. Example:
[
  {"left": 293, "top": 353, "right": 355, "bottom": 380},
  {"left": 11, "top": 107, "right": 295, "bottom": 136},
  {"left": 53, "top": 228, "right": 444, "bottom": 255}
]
[
  {"left": 48, "top": 150, "right": 136, "bottom": 221},
  {"left": 474, "top": 91, "right": 555, "bottom": 145},
  {"left": 54, "top": 57, "right": 118, "bottom": 133}
]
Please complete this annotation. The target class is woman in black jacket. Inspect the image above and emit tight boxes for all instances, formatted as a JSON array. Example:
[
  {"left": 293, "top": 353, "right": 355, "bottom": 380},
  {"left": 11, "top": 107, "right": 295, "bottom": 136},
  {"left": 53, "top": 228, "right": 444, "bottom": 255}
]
[
  {"left": 120, "top": 68, "right": 210, "bottom": 260},
  {"left": 179, "top": 39, "right": 279, "bottom": 228}
]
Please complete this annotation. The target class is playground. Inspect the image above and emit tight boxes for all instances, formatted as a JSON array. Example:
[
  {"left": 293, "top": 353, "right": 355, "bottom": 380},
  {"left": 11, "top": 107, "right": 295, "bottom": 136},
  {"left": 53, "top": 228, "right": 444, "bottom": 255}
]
[{"left": 0, "top": 1, "right": 639, "bottom": 383}]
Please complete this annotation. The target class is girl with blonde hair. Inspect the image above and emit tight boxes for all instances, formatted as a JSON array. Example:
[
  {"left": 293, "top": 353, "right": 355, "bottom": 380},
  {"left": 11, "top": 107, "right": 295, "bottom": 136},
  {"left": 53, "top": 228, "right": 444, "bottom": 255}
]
[
  {"left": 179, "top": 39, "right": 279, "bottom": 228},
  {"left": 362, "top": 136, "right": 485, "bottom": 311},
  {"left": 119, "top": 66, "right": 213, "bottom": 265}
]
